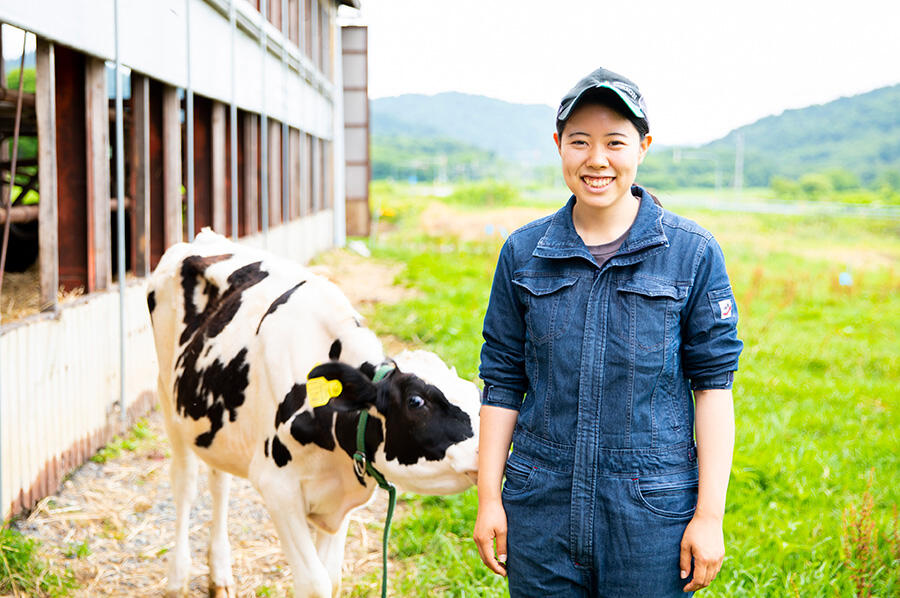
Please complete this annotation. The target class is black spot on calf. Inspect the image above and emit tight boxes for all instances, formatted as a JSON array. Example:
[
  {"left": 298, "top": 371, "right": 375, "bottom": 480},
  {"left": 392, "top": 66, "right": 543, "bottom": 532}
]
[
  {"left": 271, "top": 435, "right": 292, "bottom": 467},
  {"left": 329, "top": 340, "right": 342, "bottom": 361},
  {"left": 147, "top": 290, "right": 156, "bottom": 314},
  {"left": 174, "top": 258, "right": 270, "bottom": 448},
  {"left": 290, "top": 407, "right": 337, "bottom": 452},
  {"left": 276, "top": 384, "right": 307, "bottom": 427},
  {"left": 256, "top": 280, "right": 306, "bottom": 334}
]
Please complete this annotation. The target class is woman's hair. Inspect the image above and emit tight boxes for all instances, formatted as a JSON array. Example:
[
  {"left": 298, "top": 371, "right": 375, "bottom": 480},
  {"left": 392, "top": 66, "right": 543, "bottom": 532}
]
[{"left": 555, "top": 87, "right": 650, "bottom": 141}]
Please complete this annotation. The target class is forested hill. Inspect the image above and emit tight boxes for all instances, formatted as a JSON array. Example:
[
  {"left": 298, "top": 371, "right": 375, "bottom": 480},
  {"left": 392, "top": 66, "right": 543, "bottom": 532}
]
[
  {"left": 701, "top": 83, "right": 900, "bottom": 186},
  {"left": 372, "top": 92, "right": 559, "bottom": 166},
  {"left": 371, "top": 85, "right": 900, "bottom": 188}
]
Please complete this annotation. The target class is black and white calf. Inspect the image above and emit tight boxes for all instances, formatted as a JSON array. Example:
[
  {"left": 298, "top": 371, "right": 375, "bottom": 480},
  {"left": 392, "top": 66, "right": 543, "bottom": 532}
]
[{"left": 147, "top": 230, "right": 480, "bottom": 598}]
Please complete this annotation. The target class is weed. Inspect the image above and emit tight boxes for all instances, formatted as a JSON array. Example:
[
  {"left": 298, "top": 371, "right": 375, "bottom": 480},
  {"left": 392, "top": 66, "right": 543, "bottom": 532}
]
[
  {"left": 841, "top": 472, "right": 877, "bottom": 597},
  {"left": 63, "top": 541, "right": 91, "bottom": 559},
  {"left": 91, "top": 418, "right": 157, "bottom": 463},
  {"left": 0, "top": 524, "right": 76, "bottom": 597}
]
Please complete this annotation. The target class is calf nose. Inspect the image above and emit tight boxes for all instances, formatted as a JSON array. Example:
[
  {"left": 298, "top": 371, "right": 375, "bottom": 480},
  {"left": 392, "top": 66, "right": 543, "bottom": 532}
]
[{"left": 465, "top": 470, "right": 478, "bottom": 484}]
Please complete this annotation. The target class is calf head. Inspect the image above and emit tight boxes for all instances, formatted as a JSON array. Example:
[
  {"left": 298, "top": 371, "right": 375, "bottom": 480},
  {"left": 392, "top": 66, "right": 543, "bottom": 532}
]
[{"left": 306, "top": 350, "right": 479, "bottom": 495}]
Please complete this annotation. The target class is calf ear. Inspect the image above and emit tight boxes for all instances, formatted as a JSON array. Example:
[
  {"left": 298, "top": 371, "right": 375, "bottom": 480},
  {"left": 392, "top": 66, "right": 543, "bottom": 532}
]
[{"left": 306, "top": 363, "right": 377, "bottom": 411}]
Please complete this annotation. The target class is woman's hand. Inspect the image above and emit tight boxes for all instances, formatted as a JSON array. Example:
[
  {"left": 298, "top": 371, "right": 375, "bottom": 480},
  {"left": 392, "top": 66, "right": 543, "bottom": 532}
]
[
  {"left": 679, "top": 511, "right": 725, "bottom": 592},
  {"left": 473, "top": 498, "right": 508, "bottom": 576}
]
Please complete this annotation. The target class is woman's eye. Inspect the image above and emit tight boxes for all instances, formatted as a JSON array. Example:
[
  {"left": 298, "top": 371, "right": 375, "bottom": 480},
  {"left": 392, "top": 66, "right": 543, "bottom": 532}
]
[{"left": 408, "top": 395, "right": 425, "bottom": 409}]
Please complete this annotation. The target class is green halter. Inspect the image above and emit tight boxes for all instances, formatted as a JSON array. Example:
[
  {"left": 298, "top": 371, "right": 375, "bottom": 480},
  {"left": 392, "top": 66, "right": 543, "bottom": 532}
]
[{"left": 353, "top": 362, "right": 396, "bottom": 598}]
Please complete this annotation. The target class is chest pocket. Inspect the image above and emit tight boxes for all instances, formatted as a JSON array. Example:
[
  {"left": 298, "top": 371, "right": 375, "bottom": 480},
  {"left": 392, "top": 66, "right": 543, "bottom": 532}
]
[
  {"left": 513, "top": 275, "right": 578, "bottom": 344},
  {"left": 609, "top": 277, "right": 686, "bottom": 352}
]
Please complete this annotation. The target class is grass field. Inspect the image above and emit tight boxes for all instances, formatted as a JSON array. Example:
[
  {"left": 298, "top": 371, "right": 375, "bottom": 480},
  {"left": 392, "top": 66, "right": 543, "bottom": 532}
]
[{"left": 344, "top": 181, "right": 900, "bottom": 597}]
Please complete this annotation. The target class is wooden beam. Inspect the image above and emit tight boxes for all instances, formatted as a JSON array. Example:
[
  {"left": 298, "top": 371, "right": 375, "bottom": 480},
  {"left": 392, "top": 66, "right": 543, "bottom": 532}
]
[
  {"left": 84, "top": 56, "right": 110, "bottom": 291},
  {"left": 53, "top": 46, "right": 88, "bottom": 293},
  {"left": 211, "top": 101, "right": 226, "bottom": 235},
  {"left": 0, "top": 204, "right": 39, "bottom": 224},
  {"left": 35, "top": 39, "right": 59, "bottom": 311},
  {"left": 0, "top": 88, "right": 36, "bottom": 109},
  {"left": 242, "top": 112, "right": 258, "bottom": 236},
  {"left": 130, "top": 75, "right": 151, "bottom": 278},
  {"left": 268, "top": 119, "right": 281, "bottom": 226},
  {"left": 301, "top": 132, "right": 311, "bottom": 217},
  {"left": 312, "top": 135, "right": 321, "bottom": 213},
  {"left": 289, "top": 127, "right": 300, "bottom": 220},
  {"left": 162, "top": 85, "right": 182, "bottom": 248}
]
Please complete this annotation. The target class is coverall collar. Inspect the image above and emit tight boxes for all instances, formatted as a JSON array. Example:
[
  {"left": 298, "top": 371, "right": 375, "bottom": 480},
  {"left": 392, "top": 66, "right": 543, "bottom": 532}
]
[{"left": 533, "top": 185, "right": 668, "bottom": 266}]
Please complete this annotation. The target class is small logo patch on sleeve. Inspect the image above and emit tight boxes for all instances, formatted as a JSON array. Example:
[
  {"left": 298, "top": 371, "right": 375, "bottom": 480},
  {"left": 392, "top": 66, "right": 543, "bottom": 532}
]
[{"left": 718, "top": 298, "right": 734, "bottom": 319}]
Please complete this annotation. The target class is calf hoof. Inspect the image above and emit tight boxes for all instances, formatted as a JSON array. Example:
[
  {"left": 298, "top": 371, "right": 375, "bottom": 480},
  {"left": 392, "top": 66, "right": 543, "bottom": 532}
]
[{"left": 209, "top": 585, "right": 236, "bottom": 598}]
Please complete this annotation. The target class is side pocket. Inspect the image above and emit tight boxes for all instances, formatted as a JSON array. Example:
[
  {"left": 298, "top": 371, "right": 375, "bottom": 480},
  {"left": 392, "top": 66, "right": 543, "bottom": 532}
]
[
  {"left": 502, "top": 454, "right": 536, "bottom": 497},
  {"left": 632, "top": 475, "right": 698, "bottom": 519}
]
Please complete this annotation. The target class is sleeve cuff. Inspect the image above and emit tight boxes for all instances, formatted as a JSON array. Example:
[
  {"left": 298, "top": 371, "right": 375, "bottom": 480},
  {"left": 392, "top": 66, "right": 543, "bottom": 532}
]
[
  {"left": 481, "top": 385, "right": 524, "bottom": 411},
  {"left": 690, "top": 371, "right": 735, "bottom": 390}
]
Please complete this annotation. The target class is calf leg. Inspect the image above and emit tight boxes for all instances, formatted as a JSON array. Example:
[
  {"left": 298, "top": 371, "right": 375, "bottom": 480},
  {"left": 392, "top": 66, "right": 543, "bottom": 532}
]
[
  {"left": 315, "top": 517, "right": 351, "bottom": 597},
  {"left": 255, "top": 472, "right": 332, "bottom": 598},
  {"left": 165, "top": 430, "right": 200, "bottom": 597},
  {"left": 208, "top": 467, "right": 235, "bottom": 598}
]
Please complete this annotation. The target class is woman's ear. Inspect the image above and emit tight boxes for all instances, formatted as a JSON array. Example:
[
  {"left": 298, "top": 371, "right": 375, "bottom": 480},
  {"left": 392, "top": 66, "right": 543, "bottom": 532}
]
[{"left": 637, "top": 134, "right": 653, "bottom": 164}]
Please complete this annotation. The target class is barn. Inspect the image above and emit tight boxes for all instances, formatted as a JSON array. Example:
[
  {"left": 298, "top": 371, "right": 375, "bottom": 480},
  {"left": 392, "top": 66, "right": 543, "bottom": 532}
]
[{"left": 0, "top": 0, "right": 371, "bottom": 521}]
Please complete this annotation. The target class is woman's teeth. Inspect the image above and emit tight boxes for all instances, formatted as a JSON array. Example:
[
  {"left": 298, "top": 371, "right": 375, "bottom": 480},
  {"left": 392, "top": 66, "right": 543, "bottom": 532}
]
[{"left": 584, "top": 176, "right": 613, "bottom": 189}]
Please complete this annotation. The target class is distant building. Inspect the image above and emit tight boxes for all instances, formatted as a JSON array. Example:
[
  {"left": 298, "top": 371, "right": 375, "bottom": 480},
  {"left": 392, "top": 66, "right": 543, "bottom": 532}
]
[{"left": 0, "top": 0, "right": 368, "bottom": 519}]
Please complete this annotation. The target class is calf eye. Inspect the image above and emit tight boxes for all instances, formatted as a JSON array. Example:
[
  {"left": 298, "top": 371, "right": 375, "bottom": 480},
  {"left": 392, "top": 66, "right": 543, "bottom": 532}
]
[{"left": 407, "top": 395, "right": 425, "bottom": 409}]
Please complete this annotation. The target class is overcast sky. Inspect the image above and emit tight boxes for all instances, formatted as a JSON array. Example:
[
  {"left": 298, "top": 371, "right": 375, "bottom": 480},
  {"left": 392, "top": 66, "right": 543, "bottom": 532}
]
[{"left": 342, "top": 0, "right": 900, "bottom": 146}]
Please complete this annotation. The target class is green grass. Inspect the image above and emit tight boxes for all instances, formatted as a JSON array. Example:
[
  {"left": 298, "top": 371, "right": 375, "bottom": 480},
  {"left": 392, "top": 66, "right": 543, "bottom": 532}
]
[
  {"left": 90, "top": 418, "right": 159, "bottom": 464},
  {"left": 0, "top": 526, "right": 76, "bottom": 597},
  {"left": 345, "top": 183, "right": 900, "bottom": 596}
]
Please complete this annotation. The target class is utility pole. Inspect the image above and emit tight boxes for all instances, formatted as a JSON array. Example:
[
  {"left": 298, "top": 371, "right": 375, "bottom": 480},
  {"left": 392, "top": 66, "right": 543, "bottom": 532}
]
[{"left": 733, "top": 131, "right": 744, "bottom": 196}]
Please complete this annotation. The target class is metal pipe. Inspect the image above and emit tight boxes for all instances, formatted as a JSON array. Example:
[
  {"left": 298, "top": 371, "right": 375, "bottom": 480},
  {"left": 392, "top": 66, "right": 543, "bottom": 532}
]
[
  {"left": 230, "top": 0, "right": 238, "bottom": 240},
  {"left": 185, "top": 0, "right": 195, "bottom": 241},
  {"left": 260, "top": 0, "right": 269, "bottom": 241},
  {"left": 281, "top": 0, "right": 290, "bottom": 222},
  {"left": 114, "top": 0, "right": 127, "bottom": 422}
]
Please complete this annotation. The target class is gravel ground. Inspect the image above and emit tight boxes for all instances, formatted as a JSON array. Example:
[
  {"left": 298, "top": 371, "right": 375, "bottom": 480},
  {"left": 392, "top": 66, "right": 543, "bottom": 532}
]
[{"left": 17, "top": 408, "right": 396, "bottom": 597}]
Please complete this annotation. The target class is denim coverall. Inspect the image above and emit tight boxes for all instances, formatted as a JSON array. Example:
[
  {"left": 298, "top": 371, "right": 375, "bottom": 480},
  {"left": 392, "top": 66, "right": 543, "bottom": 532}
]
[{"left": 479, "top": 186, "right": 743, "bottom": 597}]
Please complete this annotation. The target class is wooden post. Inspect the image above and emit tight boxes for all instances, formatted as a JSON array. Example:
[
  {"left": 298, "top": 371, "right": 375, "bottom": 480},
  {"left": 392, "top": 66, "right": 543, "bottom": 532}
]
[
  {"left": 84, "top": 57, "right": 111, "bottom": 291},
  {"left": 268, "top": 119, "right": 281, "bottom": 226},
  {"left": 211, "top": 102, "right": 227, "bottom": 235},
  {"left": 242, "top": 113, "right": 258, "bottom": 235},
  {"left": 289, "top": 127, "right": 300, "bottom": 220},
  {"left": 36, "top": 39, "right": 59, "bottom": 312},
  {"left": 312, "top": 135, "right": 321, "bottom": 213},
  {"left": 162, "top": 85, "right": 182, "bottom": 248},
  {"left": 301, "top": 132, "right": 311, "bottom": 217},
  {"left": 130, "top": 75, "right": 151, "bottom": 278}
]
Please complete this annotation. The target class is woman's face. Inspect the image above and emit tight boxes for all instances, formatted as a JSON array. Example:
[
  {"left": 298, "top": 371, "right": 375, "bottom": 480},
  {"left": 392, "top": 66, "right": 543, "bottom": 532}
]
[{"left": 553, "top": 103, "right": 651, "bottom": 212}]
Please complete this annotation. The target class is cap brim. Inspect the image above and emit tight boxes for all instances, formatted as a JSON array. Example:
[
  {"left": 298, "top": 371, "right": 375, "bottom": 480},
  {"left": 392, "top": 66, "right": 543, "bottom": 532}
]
[{"left": 558, "top": 82, "right": 645, "bottom": 122}]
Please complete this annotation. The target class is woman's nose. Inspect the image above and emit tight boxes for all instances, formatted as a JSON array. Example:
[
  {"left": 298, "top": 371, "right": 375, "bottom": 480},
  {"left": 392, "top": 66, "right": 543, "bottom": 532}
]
[{"left": 586, "top": 147, "right": 609, "bottom": 168}]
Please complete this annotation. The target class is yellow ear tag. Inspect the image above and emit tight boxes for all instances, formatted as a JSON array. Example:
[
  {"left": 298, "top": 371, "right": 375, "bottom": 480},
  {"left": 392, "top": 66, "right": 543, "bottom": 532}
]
[{"left": 307, "top": 376, "right": 342, "bottom": 407}]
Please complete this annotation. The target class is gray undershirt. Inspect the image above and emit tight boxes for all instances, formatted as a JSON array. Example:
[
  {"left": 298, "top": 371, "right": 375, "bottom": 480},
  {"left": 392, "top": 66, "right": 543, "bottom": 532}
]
[{"left": 586, "top": 227, "right": 630, "bottom": 268}]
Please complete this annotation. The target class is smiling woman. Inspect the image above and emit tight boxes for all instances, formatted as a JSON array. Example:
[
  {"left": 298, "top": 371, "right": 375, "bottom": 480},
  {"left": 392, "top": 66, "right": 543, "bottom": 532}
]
[{"left": 473, "top": 67, "right": 743, "bottom": 598}]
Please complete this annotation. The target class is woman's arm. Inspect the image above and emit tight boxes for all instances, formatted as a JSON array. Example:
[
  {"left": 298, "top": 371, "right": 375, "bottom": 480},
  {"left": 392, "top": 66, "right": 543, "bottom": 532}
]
[
  {"left": 473, "top": 405, "right": 519, "bottom": 576},
  {"left": 680, "top": 387, "right": 734, "bottom": 592}
]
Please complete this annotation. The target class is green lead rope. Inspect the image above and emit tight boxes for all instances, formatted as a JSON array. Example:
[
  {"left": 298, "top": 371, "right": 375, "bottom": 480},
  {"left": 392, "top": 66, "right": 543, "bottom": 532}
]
[{"left": 354, "top": 363, "right": 397, "bottom": 598}]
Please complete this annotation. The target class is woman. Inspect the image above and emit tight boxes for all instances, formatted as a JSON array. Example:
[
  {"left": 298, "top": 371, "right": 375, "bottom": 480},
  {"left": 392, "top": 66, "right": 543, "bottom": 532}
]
[{"left": 473, "top": 67, "right": 743, "bottom": 596}]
